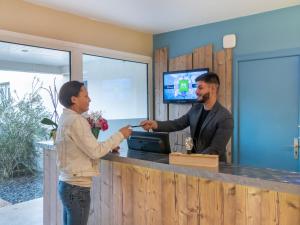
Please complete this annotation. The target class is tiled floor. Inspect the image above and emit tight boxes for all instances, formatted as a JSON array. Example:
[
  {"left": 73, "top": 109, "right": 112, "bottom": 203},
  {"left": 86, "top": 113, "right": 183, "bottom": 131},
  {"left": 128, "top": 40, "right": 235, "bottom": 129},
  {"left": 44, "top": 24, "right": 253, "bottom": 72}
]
[{"left": 0, "top": 198, "right": 42, "bottom": 225}]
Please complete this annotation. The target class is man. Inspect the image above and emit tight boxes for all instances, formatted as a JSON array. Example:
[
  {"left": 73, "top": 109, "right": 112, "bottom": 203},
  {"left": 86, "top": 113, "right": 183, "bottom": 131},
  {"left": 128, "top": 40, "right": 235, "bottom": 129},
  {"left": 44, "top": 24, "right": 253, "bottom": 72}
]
[{"left": 140, "top": 72, "right": 233, "bottom": 162}]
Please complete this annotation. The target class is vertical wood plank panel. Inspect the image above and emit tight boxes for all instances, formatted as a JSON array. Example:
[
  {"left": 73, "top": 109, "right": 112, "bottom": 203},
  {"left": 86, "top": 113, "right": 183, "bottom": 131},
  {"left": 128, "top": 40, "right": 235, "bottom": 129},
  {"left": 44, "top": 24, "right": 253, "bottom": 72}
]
[
  {"left": 100, "top": 160, "right": 112, "bottom": 225},
  {"left": 223, "top": 183, "right": 237, "bottom": 225},
  {"left": 235, "top": 185, "right": 247, "bottom": 225},
  {"left": 122, "top": 163, "right": 134, "bottom": 225},
  {"left": 89, "top": 175, "right": 102, "bottom": 225},
  {"left": 88, "top": 181, "right": 95, "bottom": 225},
  {"left": 213, "top": 50, "right": 226, "bottom": 106},
  {"left": 112, "top": 162, "right": 123, "bottom": 225},
  {"left": 132, "top": 165, "right": 147, "bottom": 225},
  {"left": 193, "top": 44, "right": 213, "bottom": 71},
  {"left": 186, "top": 176, "right": 200, "bottom": 225},
  {"left": 261, "top": 190, "right": 279, "bottom": 225},
  {"left": 176, "top": 174, "right": 200, "bottom": 225},
  {"left": 176, "top": 174, "right": 188, "bottom": 225},
  {"left": 43, "top": 149, "right": 61, "bottom": 225},
  {"left": 199, "top": 179, "right": 224, "bottom": 225},
  {"left": 225, "top": 48, "right": 232, "bottom": 112},
  {"left": 162, "top": 172, "right": 177, "bottom": 225},
  {"left": 168, "top": 54, "right": 193, "bottom": 152},
  {"left": 213, "top": 49, "right": 230, "bottom": 110},
  {"left": 88, "top": 176, "right": 99, "bottom": 225},
  {"left": 49, "top": 149, "right": 61, "bottom": 225},
  {"left": 246, "top": 187, "right": 262, "bottom": 225},
  {"left": 154, "top": 48, "right": 168, "bottom": 121},
  {"left": 279, "top": 192, "right": 300, "bottom": 225},
  {"left": 213, "top": 49, "right": 233, "bottom": 163},
  {"left": 146, "top": 168, "right": 163, "bottom": 225}
]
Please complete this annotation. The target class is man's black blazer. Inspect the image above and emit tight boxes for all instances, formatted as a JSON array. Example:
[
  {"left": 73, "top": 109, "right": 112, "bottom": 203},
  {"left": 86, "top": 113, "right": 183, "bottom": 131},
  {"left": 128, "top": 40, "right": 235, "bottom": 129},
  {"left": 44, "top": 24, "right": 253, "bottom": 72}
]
[{"left": 155, "top": 101, "right": 233, "bottom": 162}]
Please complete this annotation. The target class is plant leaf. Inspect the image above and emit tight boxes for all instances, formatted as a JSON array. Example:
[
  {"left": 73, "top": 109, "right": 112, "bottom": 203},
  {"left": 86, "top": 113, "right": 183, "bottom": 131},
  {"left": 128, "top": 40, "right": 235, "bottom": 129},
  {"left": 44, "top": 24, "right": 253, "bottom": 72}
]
[{"left": 41, "top": 118, "right": 58, "bottom": 128}]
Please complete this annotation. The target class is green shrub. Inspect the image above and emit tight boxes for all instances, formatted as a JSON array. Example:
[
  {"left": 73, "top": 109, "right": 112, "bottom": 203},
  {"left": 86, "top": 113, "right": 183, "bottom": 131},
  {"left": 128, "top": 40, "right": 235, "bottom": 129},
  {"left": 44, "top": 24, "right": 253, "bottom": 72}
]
[{"left": 0, "top": 80, "right": 49, "bottom": 179}]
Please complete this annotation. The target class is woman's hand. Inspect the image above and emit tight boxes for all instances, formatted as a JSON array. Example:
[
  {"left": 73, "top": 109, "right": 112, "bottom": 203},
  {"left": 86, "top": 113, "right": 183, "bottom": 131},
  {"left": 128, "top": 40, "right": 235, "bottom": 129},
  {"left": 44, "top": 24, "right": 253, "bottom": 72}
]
[
  {"left": 111, "top": 146, "right": 120, "bottom": 153},
  {"left": 119, "top": 125, "right": 132, "bottom": 139}
]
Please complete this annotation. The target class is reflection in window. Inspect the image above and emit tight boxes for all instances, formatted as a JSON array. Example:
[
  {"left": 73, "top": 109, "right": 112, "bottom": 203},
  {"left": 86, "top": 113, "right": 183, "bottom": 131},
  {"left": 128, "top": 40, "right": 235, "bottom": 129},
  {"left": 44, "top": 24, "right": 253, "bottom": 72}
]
[
  {"left": 83, "top": 55, "right": 148, "bottom": 120},
  {"left": 83, "top": 54, "right": 148, "bottom": 145}
]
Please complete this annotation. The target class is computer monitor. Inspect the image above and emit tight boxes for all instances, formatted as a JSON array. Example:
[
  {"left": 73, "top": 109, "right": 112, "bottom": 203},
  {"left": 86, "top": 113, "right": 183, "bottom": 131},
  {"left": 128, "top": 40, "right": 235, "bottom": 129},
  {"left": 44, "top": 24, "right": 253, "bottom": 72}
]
[{"left": 127, "top": 131, "right": 171, "bottom": 154}]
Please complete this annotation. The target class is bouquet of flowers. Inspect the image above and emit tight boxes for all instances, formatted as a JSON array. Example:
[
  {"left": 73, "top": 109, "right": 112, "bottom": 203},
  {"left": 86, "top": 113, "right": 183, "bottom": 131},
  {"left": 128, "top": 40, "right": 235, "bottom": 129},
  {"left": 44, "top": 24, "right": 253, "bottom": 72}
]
[{"left": 86, "top": 111, "right": 108, "bottom": 138}]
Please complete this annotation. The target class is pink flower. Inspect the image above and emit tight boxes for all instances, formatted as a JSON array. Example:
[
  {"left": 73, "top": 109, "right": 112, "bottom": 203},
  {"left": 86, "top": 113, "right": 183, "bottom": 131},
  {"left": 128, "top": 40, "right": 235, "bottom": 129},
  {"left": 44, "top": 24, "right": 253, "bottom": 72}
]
[
  {"left": 86, "top": 111, "right": 108, "bottom": 132},
  {"left": 99, "top": 118, "right": 108, "bottom": 131}
]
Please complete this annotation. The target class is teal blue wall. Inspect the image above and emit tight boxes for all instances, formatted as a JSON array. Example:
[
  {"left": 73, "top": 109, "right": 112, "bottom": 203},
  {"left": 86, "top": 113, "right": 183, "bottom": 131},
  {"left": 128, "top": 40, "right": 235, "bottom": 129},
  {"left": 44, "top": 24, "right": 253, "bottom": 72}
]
[{"left": 153, "top": 5, "right": 300, "bottom": 58}]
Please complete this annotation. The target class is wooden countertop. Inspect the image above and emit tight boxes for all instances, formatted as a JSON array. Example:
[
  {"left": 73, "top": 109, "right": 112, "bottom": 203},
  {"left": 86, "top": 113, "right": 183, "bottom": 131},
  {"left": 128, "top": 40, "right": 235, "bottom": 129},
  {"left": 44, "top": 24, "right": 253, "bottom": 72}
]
[{"left": 37, "top": 141, "right": 300, "bottom": 195}]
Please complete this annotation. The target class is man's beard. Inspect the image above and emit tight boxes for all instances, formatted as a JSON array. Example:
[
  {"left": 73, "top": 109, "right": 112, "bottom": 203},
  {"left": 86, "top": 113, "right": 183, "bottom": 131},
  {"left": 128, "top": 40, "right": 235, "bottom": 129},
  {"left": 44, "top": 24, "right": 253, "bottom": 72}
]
[{"left": 198, "top": 92, "right": 210, "bottom": 103}]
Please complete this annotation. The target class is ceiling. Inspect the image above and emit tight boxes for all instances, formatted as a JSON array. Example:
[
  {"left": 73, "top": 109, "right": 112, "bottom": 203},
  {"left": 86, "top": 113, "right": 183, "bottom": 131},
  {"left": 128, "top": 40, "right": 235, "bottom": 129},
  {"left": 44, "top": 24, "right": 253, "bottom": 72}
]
[
  {"left": 0, "top": 41, "right": 69, "bottom": 67},
  {"left": 0, "top": 0, "right": 299, "bottom": 68},
  {"left": 25, "top": 0, "right": 300, "bottom": 34}
]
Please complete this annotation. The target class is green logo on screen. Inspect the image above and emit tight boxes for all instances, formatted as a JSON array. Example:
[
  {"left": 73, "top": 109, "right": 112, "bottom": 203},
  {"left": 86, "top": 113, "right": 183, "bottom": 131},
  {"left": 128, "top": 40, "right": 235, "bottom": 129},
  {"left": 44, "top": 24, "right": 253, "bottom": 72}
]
[{"left": 179, "top": 79, "right": 189, "bottom": 92}]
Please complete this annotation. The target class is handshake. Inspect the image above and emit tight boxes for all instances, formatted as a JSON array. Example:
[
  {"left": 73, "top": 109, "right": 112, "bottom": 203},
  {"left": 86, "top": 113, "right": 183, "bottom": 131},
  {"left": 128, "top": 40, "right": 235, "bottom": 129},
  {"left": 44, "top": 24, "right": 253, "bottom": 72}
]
[{"left": 118, "top": 120, "right": 158, "bottom": 139}]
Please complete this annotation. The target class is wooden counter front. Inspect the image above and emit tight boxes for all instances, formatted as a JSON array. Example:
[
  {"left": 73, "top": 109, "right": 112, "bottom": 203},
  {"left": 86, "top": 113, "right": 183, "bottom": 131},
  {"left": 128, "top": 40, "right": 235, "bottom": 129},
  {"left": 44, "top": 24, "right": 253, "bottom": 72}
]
[
  {"left": 96, "top": 160, "right": 300, "bottom": 225},
  {"left": 39, "top": 142, "right": 300, "bottom": 225}
]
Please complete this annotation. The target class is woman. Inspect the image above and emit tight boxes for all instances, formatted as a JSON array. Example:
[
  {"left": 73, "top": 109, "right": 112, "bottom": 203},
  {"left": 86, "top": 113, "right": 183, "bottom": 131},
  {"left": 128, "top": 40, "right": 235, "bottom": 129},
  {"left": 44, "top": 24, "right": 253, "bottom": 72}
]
[{"left": 56, "top": 81, "right": 132, "bottom": 225}]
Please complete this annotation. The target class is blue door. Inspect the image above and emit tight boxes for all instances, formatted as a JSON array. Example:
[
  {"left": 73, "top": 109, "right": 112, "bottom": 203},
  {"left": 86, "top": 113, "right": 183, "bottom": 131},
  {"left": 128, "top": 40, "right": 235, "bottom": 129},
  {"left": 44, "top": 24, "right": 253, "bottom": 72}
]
[{"left": 237, "top": 54, "right": 300, "bottom": 171}]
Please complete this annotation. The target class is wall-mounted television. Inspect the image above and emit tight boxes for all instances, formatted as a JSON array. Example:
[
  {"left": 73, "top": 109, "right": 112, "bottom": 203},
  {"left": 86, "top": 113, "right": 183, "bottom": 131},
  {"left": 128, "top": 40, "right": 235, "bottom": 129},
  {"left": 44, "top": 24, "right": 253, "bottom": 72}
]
[{"left": 163, "top": 68, "right": 209, "bottom": 103}]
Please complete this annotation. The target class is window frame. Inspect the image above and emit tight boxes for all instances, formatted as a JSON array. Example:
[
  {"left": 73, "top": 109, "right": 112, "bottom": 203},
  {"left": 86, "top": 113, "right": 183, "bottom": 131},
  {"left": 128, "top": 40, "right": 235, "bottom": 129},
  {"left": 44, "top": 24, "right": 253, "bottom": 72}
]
[{"left": 0, "top": 29, "right": 153, "bottom": 119}]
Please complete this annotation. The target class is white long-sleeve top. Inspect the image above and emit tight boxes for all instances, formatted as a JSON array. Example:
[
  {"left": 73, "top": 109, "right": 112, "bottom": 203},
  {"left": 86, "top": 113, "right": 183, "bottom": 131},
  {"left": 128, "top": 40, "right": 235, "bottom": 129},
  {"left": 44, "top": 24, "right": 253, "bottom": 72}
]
[{"left": 55, "top": 108, "right": 124, "bottom": 187}]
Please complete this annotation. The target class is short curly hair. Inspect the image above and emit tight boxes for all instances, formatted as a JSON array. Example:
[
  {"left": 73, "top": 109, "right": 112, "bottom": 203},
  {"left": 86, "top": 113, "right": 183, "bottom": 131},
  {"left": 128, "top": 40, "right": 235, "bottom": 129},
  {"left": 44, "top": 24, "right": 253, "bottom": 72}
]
[
  {"left": 195, "top": 72, "right": 220, "bottom": 86},
  {"left": 58, "top": 81, "right": 84, "bottom": 108}
]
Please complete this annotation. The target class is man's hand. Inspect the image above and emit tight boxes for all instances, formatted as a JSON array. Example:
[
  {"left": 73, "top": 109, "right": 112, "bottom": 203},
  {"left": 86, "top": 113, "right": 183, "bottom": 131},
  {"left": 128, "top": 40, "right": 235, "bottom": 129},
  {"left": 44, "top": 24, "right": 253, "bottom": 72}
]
[
  {"left": 119, "top": 125, "right": 132, "bottom": 139},
  {"left": 140, "top": 120, "right": 158, "bottom": 131}
]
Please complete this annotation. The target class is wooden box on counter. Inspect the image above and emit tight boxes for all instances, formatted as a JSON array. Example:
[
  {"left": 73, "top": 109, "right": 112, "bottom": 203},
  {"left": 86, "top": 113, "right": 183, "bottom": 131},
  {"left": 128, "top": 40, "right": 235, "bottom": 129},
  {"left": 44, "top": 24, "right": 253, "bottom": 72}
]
[{"left": 169, "top": 152, "right": 219, "bottom": 168}]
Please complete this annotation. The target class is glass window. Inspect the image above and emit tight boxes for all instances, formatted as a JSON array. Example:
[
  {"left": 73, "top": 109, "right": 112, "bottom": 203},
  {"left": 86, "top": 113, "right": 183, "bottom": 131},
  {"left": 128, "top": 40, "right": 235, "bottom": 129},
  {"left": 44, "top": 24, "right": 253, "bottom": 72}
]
[
  {"left": 0, "top": 41, "right": 70, "bottom": 118},
  {"left": 83, "top": 54, "right": 148, "bottom": 145},
  {"left": 0, "top": 41, "right": 70, "bottom": 218}
]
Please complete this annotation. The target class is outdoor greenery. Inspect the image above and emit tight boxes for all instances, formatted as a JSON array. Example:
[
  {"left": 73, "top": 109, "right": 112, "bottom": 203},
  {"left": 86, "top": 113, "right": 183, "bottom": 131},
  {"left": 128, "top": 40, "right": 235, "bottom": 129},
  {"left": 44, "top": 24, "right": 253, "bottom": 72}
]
[
  {"left": 41, "top": 78, "right": 59, "bottom": 140},
  {"left": 0, "top": 78, "right": 49, "bottom": 179}
]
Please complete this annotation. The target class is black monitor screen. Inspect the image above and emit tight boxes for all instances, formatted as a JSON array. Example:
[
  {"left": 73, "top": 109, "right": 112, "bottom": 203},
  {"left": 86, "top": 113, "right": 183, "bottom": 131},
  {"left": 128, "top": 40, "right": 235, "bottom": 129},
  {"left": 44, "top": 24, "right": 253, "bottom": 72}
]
[
  {"left": 163, "top": 68, "right": 209, "bottom": 103},
  {"left": 127, "top": 131, "right": 171, "bottom": 154}
]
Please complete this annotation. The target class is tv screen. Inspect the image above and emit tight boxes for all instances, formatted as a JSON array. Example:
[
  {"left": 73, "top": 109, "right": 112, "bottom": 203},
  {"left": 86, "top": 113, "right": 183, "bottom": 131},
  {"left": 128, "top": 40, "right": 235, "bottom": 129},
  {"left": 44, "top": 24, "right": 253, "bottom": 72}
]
[{"left": 163, "top": 68, "right": 209, "bottom": 103}]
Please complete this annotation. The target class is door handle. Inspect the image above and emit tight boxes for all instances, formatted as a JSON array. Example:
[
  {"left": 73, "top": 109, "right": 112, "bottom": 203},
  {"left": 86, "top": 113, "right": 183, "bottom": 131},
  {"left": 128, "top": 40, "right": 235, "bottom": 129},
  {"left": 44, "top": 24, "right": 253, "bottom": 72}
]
[{"left": 294, "top": 138, "right": 299, "bottom": 159}]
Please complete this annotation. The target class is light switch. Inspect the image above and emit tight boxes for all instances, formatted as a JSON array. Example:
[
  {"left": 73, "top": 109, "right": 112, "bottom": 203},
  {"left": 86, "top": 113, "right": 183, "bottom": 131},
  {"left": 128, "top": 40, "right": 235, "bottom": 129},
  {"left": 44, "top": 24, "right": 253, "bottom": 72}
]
[{"left": 223, "top": 34, "right": 236, "bottom": 48}]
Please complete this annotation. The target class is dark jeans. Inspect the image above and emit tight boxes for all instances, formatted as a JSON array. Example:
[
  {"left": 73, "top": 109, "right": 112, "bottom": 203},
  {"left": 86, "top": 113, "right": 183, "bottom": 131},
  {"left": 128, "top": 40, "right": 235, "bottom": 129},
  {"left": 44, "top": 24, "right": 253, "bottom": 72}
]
[{"left": 58, "top": 181, "right": 91, "bottom": 225}]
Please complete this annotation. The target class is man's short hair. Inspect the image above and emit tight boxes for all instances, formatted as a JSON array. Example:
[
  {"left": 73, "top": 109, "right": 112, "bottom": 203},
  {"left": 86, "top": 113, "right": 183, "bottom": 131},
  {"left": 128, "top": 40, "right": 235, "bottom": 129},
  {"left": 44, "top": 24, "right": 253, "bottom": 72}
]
[
  {"left": 58, "top": 81, "right": 84, "bottom": 108},
  {"left": 195, "top": 72, "right": 220, "bottom": 86}
]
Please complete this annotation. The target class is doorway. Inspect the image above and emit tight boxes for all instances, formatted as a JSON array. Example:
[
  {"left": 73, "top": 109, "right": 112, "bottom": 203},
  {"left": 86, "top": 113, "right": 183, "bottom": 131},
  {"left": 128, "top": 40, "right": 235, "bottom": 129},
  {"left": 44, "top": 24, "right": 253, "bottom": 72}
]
[{"left": 234, "top": 49, "right": 300, "bottom": 172}]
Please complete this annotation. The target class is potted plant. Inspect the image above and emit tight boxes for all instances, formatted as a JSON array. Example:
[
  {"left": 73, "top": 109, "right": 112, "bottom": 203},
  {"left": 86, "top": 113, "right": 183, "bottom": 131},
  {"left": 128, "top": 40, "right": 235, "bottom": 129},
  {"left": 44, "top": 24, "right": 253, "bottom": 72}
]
[
  {"left": 40, "top": 118, "right": 58, "bottom": 140},
  {"left": 41, "top": 78, "right": 59, "bottom": 141}
]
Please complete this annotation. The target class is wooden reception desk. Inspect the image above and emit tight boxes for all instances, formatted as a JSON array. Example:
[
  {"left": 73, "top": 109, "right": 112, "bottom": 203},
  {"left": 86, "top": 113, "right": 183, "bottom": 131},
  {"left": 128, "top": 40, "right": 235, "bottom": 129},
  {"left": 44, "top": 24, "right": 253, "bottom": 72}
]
[{"left": 39, "top": 142, "right": 300, "bottom": 225}]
